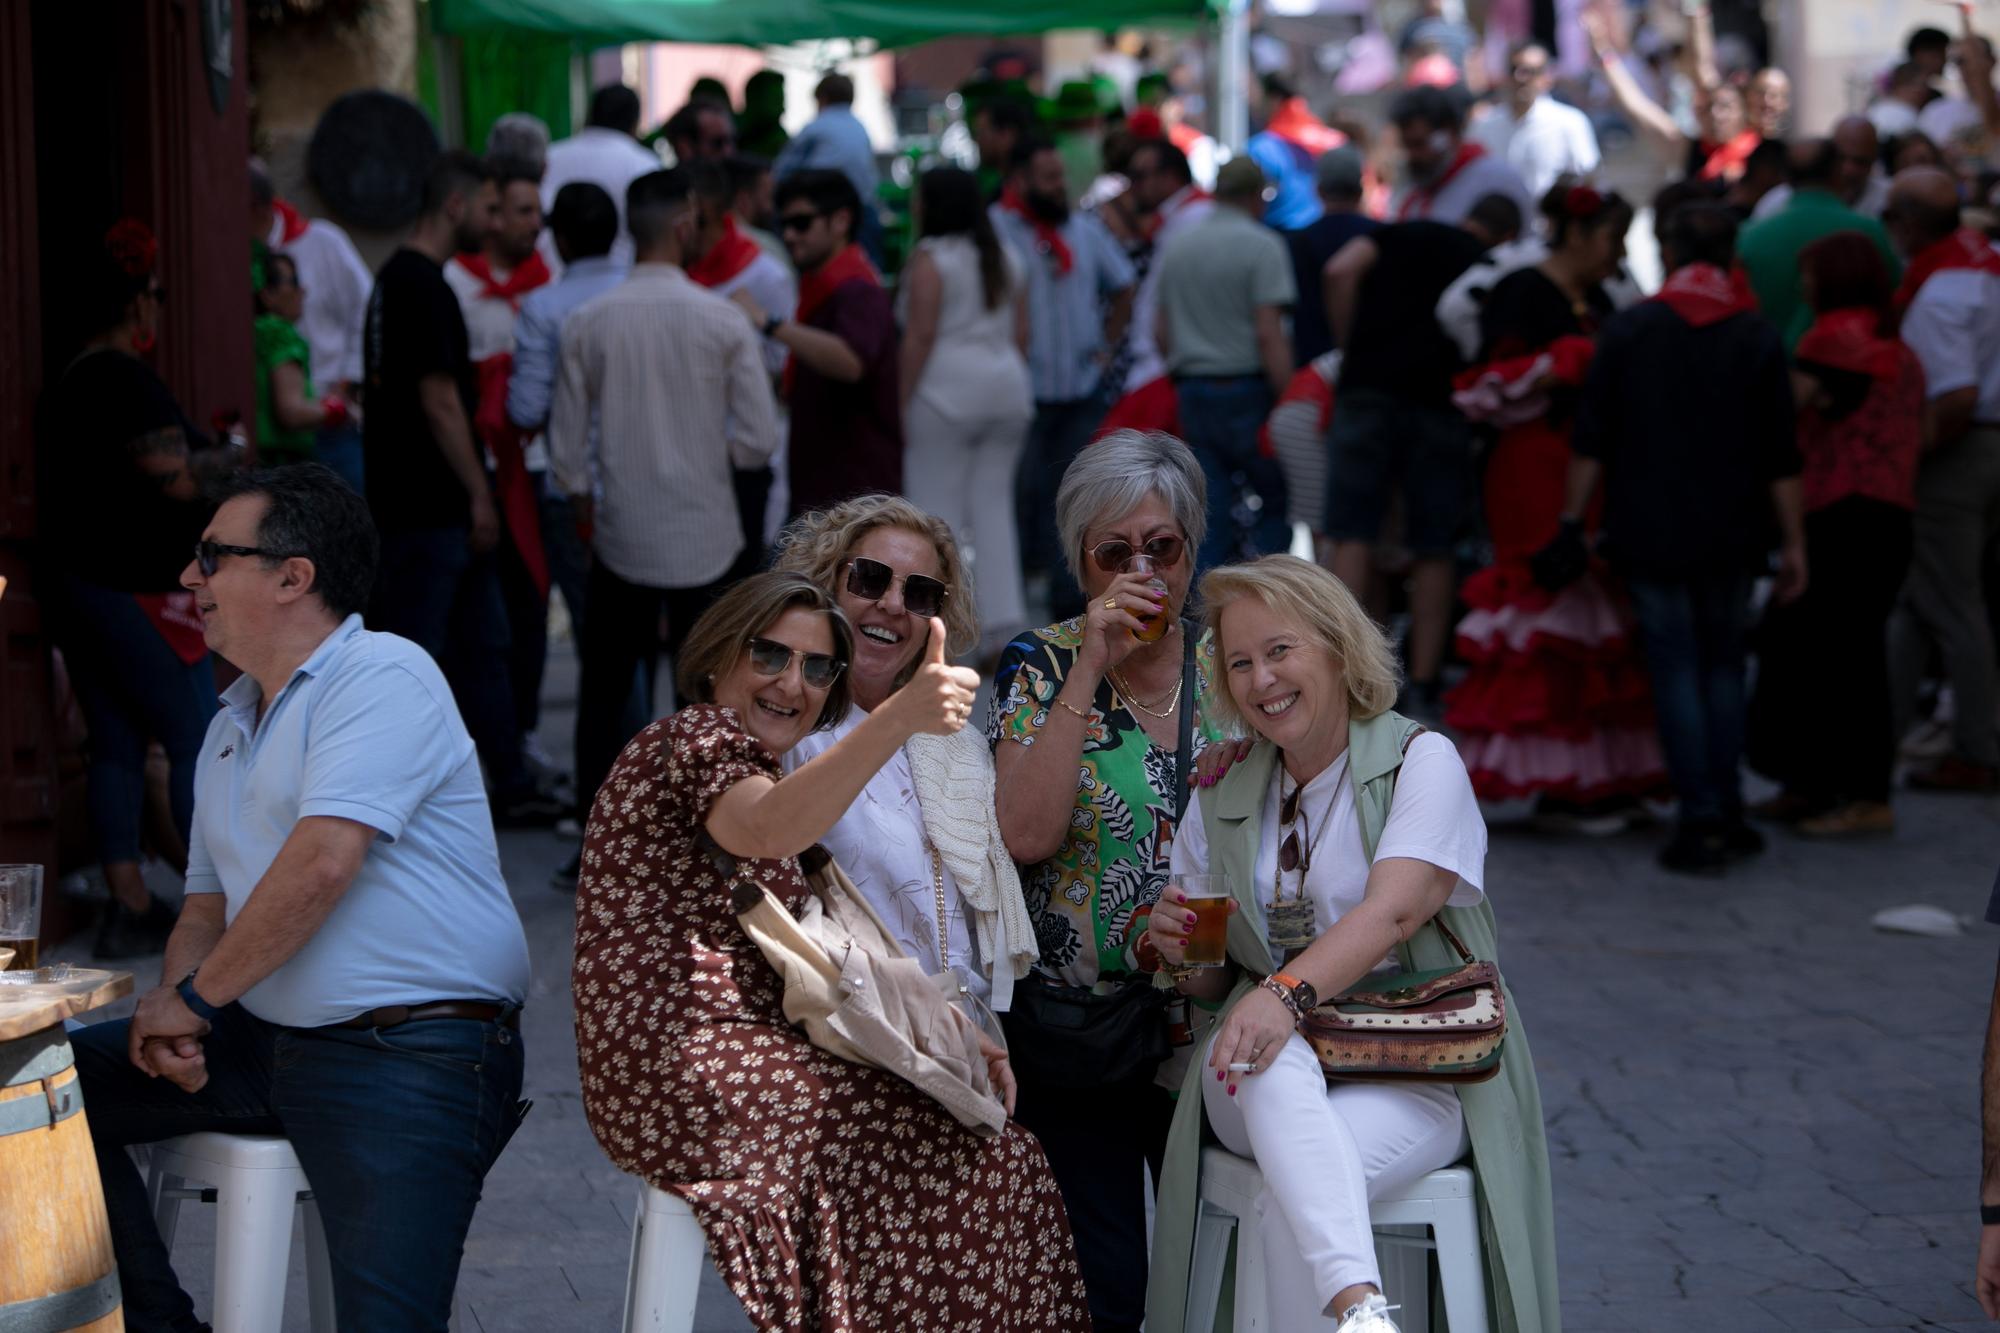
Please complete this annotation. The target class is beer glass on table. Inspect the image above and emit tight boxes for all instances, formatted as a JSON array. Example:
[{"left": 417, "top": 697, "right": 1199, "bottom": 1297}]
[
  {"left": 0, "top": 864, "right": 44, "bottom": 971},
  {"left": 1176, "top": 873, "right": 1230, "bottom": 967}
]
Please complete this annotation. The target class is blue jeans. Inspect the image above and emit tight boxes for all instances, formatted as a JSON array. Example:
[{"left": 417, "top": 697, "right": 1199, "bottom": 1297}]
[
  {"left": 370, "top": 527, "right": 531, "bottom": 798},
  {"left": 1626, "top": 571, "right": 1752, "bottom": 825},
  {"left": 73, "top": 1003, "right": 525, "bottom": 1333},
  {"left": 1174, "top": 375, "right": 1289, "bottom": 571},
  {"left": 45, "top": 573, "right": 216, "bottom": 865},
  {"left": 315, "top": 422, "right": 366, "bottom": 495}
]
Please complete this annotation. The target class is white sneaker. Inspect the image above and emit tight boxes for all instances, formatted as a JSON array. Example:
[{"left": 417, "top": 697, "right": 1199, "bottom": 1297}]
[{"left": 1334, "top": 1293, "right": 1402, "bottom": 1333}]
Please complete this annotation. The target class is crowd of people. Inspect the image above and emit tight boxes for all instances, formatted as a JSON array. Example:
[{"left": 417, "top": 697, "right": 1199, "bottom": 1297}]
[{"left": 28, "top": 3, "right": 2000, "bottom": 1330}]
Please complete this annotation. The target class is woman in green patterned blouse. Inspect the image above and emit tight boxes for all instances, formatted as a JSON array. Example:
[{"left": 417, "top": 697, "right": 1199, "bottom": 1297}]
[{"left": 986, "top": 428, "right": 1225, "bottom": 1333}]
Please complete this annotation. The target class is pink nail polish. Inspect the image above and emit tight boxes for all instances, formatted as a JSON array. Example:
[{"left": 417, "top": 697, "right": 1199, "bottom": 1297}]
[
  {"left": 1227, "top": 1084, "right": 1237, "bottom": 1096},
  {"left": 1215, "top": 1068, "right": 1225, "bottom": 1081}
]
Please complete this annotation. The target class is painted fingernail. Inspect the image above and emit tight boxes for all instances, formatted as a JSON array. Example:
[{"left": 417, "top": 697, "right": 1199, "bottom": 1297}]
[
  {"left": 1215, "top": 1068, "right": 1225, "bottom": 1081},
  {"left": 1173, "top": 891, "right": 1185, "bottom": 903},
  {"left": 1227, "top": 1084, "right": 1237, "bottom": 1096}
]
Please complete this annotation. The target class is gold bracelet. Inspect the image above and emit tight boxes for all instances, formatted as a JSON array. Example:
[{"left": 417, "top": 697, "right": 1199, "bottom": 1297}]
[{"left": 1053, "top": 696, "right": 1091, "bottom": 723}]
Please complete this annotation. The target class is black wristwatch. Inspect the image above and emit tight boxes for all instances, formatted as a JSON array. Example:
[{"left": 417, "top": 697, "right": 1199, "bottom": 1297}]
[
  {"left": 176, "top": 970, "right": 223, "bottom": 1022},
  {"left": 761, "top": 313, "right": 784, "bottom": 339},
  {"left": 1982, "top": 1203, "right": 2000, "bottom": 1226}
]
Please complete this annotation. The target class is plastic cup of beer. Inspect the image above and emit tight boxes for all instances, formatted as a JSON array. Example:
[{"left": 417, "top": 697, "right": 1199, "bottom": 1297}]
[
  {"left": 1121, "top": 553, "right": 1171, "bottom": 643},
  {"left": 0, "top": 865, "right": 43, "bottom": 972},
  {"left": 1177, "top": 874, "right": 1230, "bottom": 967}
]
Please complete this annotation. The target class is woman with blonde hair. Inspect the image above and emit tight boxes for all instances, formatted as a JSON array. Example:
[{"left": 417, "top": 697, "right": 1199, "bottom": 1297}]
[
  {"left": 774, "top": 494, "right": 1038, "bottom": 1011},
  {"left": 1143, "top": 555, "right": 1559, "bottom": 1333}
]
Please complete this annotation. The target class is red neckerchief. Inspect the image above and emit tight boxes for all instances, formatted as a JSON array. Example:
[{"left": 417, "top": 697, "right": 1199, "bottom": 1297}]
[
  {"left": 131, "top": 593, "right": 208, "bottom": 666},
  {"left": 1142, "top": 184, "right": 1212, "bottom": 242},
  {"left": 1650, "top": 262, "right": 1759, "bottom": 328},
  {"left": 1264, "top": 97, "right": 1347, "bottom": 156},
  {"left": 1894, "top": 227, "right": 2000, "bottom": 310},
  {"left": 686, "top": 215, "right": 763, "bottom": 289},
  {"left": 271, "top": 198, "right": 311, "bottom": 245},
  {"left": 786, "top": 244, "right": 881, "bottom": 394},
  {"left": 1796, "top": 308, "right": 1901, "bottom": 380},
  {"left": 1396, "top": 142, "right": 1486, "bottom": 220},
  {"left": 472, "top": 353, "right": 549, "bottom": 598},
  {"left": 1167, "top": 122, "right": 1204, "bottom": 155},
  {"left": 1696, "top": 130, "right": 1761, "bottom": 182},
  {"left": 999, "top": 185, "right": 1073, "bottom": 274},
  {"left": 454, "top": 251, "right": 552, "bottom": 309}
]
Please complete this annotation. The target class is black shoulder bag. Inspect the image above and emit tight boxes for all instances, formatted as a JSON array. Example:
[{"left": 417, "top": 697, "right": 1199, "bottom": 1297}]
[{"left": 1002, "top": 622, "right": 1197, "bottom": 1090}]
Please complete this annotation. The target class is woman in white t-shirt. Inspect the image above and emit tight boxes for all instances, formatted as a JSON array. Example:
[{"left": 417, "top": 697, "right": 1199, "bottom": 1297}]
[
  {"left": 1145, "top": 555, "right": 1502, "bottom": 1333},
  {"left": 897, "top": 167, "right": 1035, "bottom": 659},
  {"left": 775, "top": 494, "right": 1038, "bottom": 1015}
]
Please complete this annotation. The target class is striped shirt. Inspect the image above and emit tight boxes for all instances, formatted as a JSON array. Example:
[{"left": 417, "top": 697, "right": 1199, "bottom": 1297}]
[
  {"left": 991, "top": 207, "right": 1136, "bottom": 404},
  {"left": 549, "top": 264, "right": 779, "bottom": 588}
]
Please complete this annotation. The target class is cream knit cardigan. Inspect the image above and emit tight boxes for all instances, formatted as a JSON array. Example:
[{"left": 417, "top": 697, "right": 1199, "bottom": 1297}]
[{"left": 904, "top": 726, "right": 1039, "bottom": 1012}]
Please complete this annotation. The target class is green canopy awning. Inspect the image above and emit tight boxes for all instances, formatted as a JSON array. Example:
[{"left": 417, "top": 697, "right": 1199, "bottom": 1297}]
[{"left": 431, "top": 0, "right": 1214, "bottom": 47}]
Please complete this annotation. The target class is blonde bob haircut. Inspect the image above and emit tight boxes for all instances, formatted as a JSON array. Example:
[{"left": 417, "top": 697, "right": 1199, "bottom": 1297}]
[
  {"left": 771, "top": 492, "right": 980, "bottom": 672},
  {"left": 1199, "top": 555, "right": 1402, "bottom": 728},
  {"left": 675, "top": 571, "right": 854, "bottom": 734}
]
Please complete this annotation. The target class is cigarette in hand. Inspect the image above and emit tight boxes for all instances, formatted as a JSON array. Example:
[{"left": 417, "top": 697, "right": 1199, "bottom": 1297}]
[{"left": 1226, "top": 1061, "right": 1260, "bottom": 1072}]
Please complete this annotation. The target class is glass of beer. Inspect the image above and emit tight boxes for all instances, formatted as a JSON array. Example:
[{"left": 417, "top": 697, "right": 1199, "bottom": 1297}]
[
  {"left": 1177, "top": 874, "right": 1230, "bottom": 967},
  {"left": 1121, "top": 553, "right": 1172, "bottom": 643},
  {"left": 0, "top": 865, "right": 44, "bottom": 972}
]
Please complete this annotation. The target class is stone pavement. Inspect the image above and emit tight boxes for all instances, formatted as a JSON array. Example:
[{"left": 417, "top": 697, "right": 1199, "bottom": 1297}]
[{"left": 60, "top": 657, "right": 2000, "bottom": 1331}]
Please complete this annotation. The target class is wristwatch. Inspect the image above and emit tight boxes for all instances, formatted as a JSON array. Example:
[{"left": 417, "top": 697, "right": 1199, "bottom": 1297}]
[
  {"left": 1983, "top": 1203, "right": 2000, "bottom": 1226},
  {"left": 1261, "top": 971, "right": 1319, "bottom": 1022},
  {"left": 761, "top": 313, "right": 784, "bottom": 339},
  {"left": 176, "top": 970, "right": 223, "bottom": 1022}
]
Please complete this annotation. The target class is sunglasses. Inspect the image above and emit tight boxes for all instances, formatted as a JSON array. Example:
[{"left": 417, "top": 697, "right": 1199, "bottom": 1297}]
[
  {"left": 1087, "top": 534, "right": 1186, "bottom": 575},
  {"left": 743, "top": 636, "right": 845, "bottom": 689},
  {"left": 778, "top": 210, "right": 825, "bottom": 234},
  {"left": 1279, "top": 782, "right": 1313, "bottom": 874},
  {"left": 193, "top": 540, "right": 295, "bottom": 577},
  {"left": 843, "top": 556, "right": 949, "bottom": 619}
]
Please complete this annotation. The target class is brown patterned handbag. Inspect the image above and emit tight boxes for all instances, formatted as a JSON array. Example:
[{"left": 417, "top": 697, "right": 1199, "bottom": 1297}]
[{"left": 1299, "top": 915, "right": 1507, "bottom": 1084}]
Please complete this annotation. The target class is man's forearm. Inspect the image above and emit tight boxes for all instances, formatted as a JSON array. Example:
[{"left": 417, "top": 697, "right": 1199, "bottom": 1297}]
[
  {"left": 421, "top": 388, "right": 491, "bottom": 499},
  {"left": 1769, "top": 475, "right": 1805, "bottom": 549},
  {"left": 183, "top": 819, "right": 372, "bottom": 1007},
  {"left": 161, "top": 907, "right": 226, "bottom": 985},
  {"left": 775, "top": 323, "right": 864, "bottom": 382},
  {"left": 1561, "top": 456, "right": 1603, "bottom": 522}
]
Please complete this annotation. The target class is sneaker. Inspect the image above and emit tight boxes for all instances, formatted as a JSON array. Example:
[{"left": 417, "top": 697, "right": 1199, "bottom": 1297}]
[
  {"left": 94, "top": 895, "right": 178, "bottom": 961},
  {"left": 552, "top": 848, "right": 581, "bottom": 891},
  {"left": 1335, "top": 1292, "right": 1402, "bottom": 1333},
  {"left": 1796, "top": 800, "right": 1895, "bottom": 838},
  {"left": 1658, "top": 826, "right": 1729, "bottom": 876},
  {"left": 1907, "top": 755, "right": 2000, "bottom": 793}
]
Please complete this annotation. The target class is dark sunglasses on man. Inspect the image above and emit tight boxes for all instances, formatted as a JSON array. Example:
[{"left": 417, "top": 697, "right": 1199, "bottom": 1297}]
[
  {"left": 193, "top": 539, "right": 296, "bottom": 577},
  {"left": 843, "top": 556, "right": 950, "bottom": 619},
  {"left": 778, "top": 210, "right": 824, "bottom": 235},
  {"left": 742, "top": 636, "right": 845, "bottom": 689},
  {"left": 1087, "top": 534, "right": 1185, "bottom": 575}
]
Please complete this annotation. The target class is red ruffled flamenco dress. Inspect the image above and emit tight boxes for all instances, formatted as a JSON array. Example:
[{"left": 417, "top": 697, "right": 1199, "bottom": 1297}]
[{"left": 1443, "top": 280, "right": 1669, "bottom": 806}]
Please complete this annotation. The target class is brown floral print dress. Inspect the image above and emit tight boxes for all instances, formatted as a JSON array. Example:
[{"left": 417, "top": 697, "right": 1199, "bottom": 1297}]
[{"left": 573, "top": 704, "right": 1093, "bottom": 1332}]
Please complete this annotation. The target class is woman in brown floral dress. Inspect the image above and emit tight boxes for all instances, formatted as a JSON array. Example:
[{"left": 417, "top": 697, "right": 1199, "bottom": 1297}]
[{"left": 573, "top": 572, "right": 1092, "bottom": 1332}]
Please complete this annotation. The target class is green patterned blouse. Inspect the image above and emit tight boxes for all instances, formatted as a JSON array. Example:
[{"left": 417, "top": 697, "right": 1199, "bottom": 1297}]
[{"left": 987, "top": 619, "right": 1227, "bottom": 988}]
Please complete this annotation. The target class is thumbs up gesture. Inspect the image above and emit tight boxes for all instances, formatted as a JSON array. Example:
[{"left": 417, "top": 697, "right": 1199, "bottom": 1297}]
[{"left": 886, "top": 617, "right": 982, "bottom": 737}]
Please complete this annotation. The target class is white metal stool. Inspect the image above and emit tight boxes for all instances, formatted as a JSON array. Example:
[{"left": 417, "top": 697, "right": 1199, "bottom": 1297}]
[
  {"left": 144, "top": 1133, "right": 337, "bottom": 1333},
  {"left": 1188, "top": 1147, "right": 1489, "bottom": 1332},
  {"left": 621, "top": 1183, "right": 709, "bottom": 1332},
  {"left": 144, "top": 1132, "right": 462, "bottom": 1332}
]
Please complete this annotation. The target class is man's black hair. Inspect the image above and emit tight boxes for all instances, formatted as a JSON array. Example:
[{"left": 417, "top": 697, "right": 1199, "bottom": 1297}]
[
  {"left": 422, "top": 149, "right": 493, "bottom": 217},
  {"left": 774, "top": 168, "right": 862, "bottom": 239},
  {"left": 626, "top": 169, "right": 693, "bottom": 251},
  {"left": 587, "top": 84, "right": 642, "bottom": 135},
  {"left": 1663, "top": 200, "right": 1740, "bottom": 270},
  {"left": 1009, "top": 134, "right": 1061, "bottom": 175},
  {"left": 1128, "top": 136, "right": 1192, "bottom": 185},
  {"left": 211, "top": 464, "right": 379, "bottom": 620},
  {"left": 1388, "top": 84, "right": 1468, "bottom": 134},
  {"left": 1790, "top": 138, "right": 1840, "bottom": 189},
  {"left": 976, "top": 95, "right": 1036, "bottom": 140},
  {"left": 1465, "top": 192, "right": 1524, "bottom": 245},
  {"left": 1907, "top": 26, "right": 1951, "bottom": 58},
  {"left": 548, "top": 182, "right": 617, "bottom": 259},
  {"left": 723, "top": 154, "right": 771, "bottom": 196},
  {"left": 664, "top": 98, "right": 732, "bottom": 153}
]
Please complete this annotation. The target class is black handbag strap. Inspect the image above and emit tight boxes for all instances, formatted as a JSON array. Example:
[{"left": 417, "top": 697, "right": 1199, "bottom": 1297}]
[{"left": 1173, "top": 618, "right": 1196, "bottom": 822}]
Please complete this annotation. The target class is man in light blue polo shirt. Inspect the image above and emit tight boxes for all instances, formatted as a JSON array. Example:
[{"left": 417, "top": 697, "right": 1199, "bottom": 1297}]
[{"left": 73, "top": 463, "right": 531, "bottom": 1333}]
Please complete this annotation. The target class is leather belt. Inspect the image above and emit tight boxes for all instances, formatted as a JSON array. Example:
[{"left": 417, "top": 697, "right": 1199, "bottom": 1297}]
[{"left": 331, "top": 1001, "right": 518, "bottom": 1031}]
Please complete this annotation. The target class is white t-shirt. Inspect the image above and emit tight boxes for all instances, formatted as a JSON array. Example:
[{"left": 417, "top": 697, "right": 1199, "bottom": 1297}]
[
  {"left": 1171, "top": 734, "right": 1487, "bottom": 973},
  {"left": 1918, "top": 96, "right": 1985, "bottom": 153},
  {"left": 1469, "top": 96, "right": 1602, "bottom": 202},
  {"left": 783, "top": 705, "right": 989, "bottom": 1004},
  {"left": 1901, "top": 257, "right": 2000, "bottom": 421}
]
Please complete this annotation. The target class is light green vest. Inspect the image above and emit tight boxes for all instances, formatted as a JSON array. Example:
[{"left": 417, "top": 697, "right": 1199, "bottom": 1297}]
[{"left": 1144, "top": 711, "right": 1562, "bottom": 1333}]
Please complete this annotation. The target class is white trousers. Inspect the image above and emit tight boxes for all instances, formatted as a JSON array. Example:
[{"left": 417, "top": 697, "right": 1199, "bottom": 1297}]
[
  {"left": 1201, "top": 1030, "right": 1469, "bottom": 1327},
  {"left": 902, "top": 398, "right": 1031, "bottom": 653}
]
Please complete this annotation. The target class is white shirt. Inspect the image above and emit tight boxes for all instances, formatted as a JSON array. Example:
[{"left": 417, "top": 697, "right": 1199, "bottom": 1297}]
[
  {"left": 1469, "top": 96, "right": 1601, "bottom": 202},
  {"left": 706, "top": 251, "right": 798, "bottom": 379},
  {"left": 443, "top": 257, "right": 550, "bottom": 470},
  {"left": 549, "top": 265, "right": 779, "bottom": 587},
  {"left": 1901, "top": 250, "right": 2000, "bottom": 421},
  {"left": 1124, "top": 185, "right": 1215, "bottom": 393},
  {"left": 1918, "top": 96, "right": 1985, "bottom": 152},
  {"left": 265, "top": 212, "right": 374, "bottom": 390},
  {"left": 1391, "top": 152, "right": 1535, "bottom": 226},
  {"left": 899, "top": 235, "right": 1032, "bottom": 423},
  {"left": 186, "top": 616, "right": 531, "bottom": 1028},
  {"left": 540, "top": 128, "right": 663, "bottom": 270},
  {"left": 1171, "top": 735, "right": 1487, "bottom": 973},
  {"left": 1867, "top": 99, "right": 1919, "bottom": 138},
  {"left": 783, "top": 705, "right": 989, "bottom": 1004}
]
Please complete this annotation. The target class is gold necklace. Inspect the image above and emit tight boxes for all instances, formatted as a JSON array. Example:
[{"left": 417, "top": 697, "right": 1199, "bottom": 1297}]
[{"left": 1111, "top": 666, "right": 1183, "bottom": 719}]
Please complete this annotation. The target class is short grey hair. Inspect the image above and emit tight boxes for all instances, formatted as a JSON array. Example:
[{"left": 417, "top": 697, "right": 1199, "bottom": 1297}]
[
  {"left": 485, "top": 113, "right": 551, "bottom": 177},
  {"left": 1055, "top": 430, "right": 1208, "bottom": 588}
]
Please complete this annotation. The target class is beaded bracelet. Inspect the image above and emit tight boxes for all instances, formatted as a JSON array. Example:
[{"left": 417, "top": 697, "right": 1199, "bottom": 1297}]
[{"left": 1258, "top": 975, "right": 1307, "bottom": 1024}]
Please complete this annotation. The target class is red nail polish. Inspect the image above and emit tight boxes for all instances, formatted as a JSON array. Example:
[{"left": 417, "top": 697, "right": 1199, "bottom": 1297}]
[{"left": 1227, "top": 1084, "right": 1237, "bottom": 1096}]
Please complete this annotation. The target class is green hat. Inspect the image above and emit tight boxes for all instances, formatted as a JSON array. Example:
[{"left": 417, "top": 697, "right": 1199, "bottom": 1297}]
[{"left": 1052, "top": 81, "right": 1102, "bottom": 127}]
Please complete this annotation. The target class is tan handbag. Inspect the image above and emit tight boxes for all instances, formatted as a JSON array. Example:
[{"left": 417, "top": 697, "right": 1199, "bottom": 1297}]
[
  {"left": 1299, "top": 916, "right": 1507, "bottom": 1084},
  {"left": 717, "top": 840, "right": 1007, "bottom": 1136}
]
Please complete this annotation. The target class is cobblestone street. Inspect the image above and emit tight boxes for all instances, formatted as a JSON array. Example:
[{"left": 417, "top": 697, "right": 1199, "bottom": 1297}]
[{"left": 68, "top": 665, "right": 2000, "bottom": 1331}]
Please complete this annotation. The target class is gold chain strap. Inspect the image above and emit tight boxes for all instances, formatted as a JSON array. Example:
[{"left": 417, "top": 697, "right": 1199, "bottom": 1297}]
[{"left": 929, "top": 845, "right": 948, "bottom": 971}]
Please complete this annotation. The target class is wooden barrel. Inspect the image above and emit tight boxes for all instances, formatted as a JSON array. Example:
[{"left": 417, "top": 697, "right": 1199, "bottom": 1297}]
[{"left": 0, "top": 1026, "right": 122, "bottom": 1331}]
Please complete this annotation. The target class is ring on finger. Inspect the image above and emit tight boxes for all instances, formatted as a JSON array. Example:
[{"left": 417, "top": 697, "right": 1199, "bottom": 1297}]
[{"left": 1103, "top": 596, "right": 1119, "bottom": 611}]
